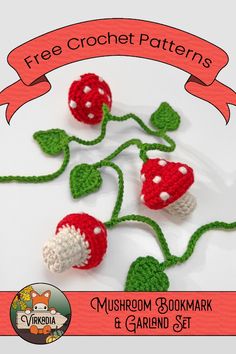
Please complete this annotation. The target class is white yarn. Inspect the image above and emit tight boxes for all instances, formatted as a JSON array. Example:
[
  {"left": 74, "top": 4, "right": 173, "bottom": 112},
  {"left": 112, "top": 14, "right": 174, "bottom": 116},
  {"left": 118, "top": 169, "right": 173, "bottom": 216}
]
[
  {"left": 158, "top": 159, "right": 167, "bottom": 166},
  {"left": 98, "top": 88, "right": 104, "bottom": 95},
  {"left": 153, "top": 175, "right": 161, "bottom": 184},
  {"left": 43, "top": 224, "right": 91, "bottom": 273},
  {"left": 83, "top": 86, "right": 91, "bottom": 93},
  {"left": 94, "top": 227, "right": 101, "bottom": 235},
  {"left": 85, "top": 101, "right": 92, "bottom": 108},
  {"left": 69, "top": 100, "right": 77, "bottom": 109},
  {"left": 178, "top": 166, "right": 187, "bottom": 174},
  {"left": 165, "top": 192, "right": 197, "bottom": 217},
  {"left": 160, "top": 191, "right": 170, "bottom": 201}
]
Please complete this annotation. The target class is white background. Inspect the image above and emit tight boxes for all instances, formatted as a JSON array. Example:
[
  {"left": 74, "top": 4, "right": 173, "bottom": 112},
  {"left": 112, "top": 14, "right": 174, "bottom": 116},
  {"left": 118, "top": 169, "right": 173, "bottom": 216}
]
[{"left": 0, "top": 0, "right": 236, "bottom": 351}]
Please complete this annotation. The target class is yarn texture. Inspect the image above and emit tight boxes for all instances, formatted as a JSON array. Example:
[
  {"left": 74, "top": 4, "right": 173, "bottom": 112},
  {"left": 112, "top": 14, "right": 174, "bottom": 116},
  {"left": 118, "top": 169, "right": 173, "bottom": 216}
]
[
  {"left": 56, "top": 213, "right": 107, "bottom": 269},
  {"left": 140, "top": 158, "right": 194, "bottom": 212},
  {"left": 70, "top": 164, "right": 103, "bottom": 199},
  {"left": 150, "top": 102, "right": 181, "bottom": 131},
  {"left": 68, "top": 73, "right": 112, "bottom": 124},
  {"left": 33, "top": 129, "right": 70, "bottom": 155},
  {"left": 0, "top": 72, "right": 235, "bottom": 291},
  {"left": 125, "top": 256, "right": 169, "bottom": 292},
  {"left": 166, "top": 192, "right": 197, "bottom": 217},
  {"left": 43, "top": 213, "right": 107, "bottom": 272}
]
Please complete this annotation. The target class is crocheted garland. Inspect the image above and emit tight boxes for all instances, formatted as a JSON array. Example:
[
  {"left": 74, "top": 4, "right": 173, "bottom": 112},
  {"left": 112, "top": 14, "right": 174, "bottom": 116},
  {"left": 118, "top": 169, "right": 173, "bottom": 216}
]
[{"left": 1, "top": 72, "right": 236, "bottom": 292}]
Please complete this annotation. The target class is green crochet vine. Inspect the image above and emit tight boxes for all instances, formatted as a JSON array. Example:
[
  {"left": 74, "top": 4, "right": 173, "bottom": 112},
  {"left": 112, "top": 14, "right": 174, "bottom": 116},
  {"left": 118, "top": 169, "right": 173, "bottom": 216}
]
[
  {"left": 1, "top": 102, "right": 235, "bottom": 291},
  {"left": 0, "top": 103, "right": 175, "bottom": 185}
]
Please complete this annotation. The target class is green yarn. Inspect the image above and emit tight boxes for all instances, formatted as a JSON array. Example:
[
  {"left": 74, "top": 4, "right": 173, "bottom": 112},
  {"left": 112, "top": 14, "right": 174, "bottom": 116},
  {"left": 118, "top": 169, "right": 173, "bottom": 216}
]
[
  {"left": 70, "top": 164, "right": 102, "bottom": 199},
  {"left": 33, "top": 129, "right": 70, "bottom": 156},
  {"left": 69, "top": 105, "right": 176, "bottom": 159},
  {"left": 0, "top": 104, "right": 174, "bottom": 183},
  {"left": 160, "top": 220, "right": 236, "bottom": 270},
  {"left": 150, "top": 102, "right": 181, "bottom": 132},
  {"left": 102, "top": 139, "right": 143, "bottom": 161},
  {"left": 94, "top": 160, "right": 124, "bottom": 220},
  {"left": 0, "top": 146, "right": 70, "bottom": 183},
  {"left": 125, "top": 256, "right": 169, "bottom": 292},
  {"left": 105, "top": 214, "right": 236, "bottom": 291},
  {"left": 68, "top": 106, "right": 111, "bottom": 146},
  {"left": 121, "top": 217, "right": 236, "bottom": 291},
  {"left": 1, "top": 101, "right": 234, "bottom": 292},
  {"left": 105, "top": 214, "right": 172, "bottom": 260}
]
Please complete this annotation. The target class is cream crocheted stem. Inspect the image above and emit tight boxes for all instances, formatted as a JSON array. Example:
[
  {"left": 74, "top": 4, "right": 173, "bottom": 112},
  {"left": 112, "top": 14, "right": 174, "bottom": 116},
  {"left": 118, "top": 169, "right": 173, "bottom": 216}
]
[
  {"left": 165, "top": 192, "right": 196, "bottom": 217},
  {"left": 42, "top": 225, "right": 91, "bottom": 273}
]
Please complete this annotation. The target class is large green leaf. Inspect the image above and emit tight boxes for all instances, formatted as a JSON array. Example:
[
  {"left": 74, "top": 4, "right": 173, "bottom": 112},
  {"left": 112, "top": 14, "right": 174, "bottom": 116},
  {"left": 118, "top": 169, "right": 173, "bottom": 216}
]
[
  {"left": 150, "top": 102, "right": 181, "bottom": 132},
  {"left": 70, "top": 164, "right": 102, "bottom": 199},
  {"left": 125, "top": 256, "right": 169, "bottom": 291},
  {"left": 33, "top": 129, "right": 69, "bottom": 155}
]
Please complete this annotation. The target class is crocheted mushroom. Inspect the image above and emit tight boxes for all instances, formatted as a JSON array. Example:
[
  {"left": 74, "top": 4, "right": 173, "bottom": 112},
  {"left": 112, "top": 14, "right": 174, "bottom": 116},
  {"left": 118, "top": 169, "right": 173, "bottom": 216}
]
[
  {"left": 140, "top": 158, "right": 196, "bottom": 217},
  {"left": 68, "top": 73, "right": 112, "bottom": 124},
  {"left": 43, "top": 213, "right": 107, "bottom": 273}
]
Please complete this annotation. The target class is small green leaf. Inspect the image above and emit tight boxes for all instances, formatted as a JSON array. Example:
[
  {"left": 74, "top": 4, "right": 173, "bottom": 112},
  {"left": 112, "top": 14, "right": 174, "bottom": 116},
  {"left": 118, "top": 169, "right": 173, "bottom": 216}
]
[
  {"left": 70, "top": 164, "right": 102, "bottom": 199},
  {"left": 33, "top": 129, "right": 69, "bottom": 155},
  {"left": 150, "top": 102, "right": 181, "bottom": 132},
  {"left": 125, "top": 256, "right": 169, "bottom": 292}
]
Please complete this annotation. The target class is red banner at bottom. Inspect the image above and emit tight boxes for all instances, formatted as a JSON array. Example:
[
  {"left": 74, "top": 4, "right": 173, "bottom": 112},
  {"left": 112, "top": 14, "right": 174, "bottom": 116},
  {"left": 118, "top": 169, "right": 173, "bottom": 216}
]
[{"left": 1, "top": 291, "right": 236, "bottom": 336}]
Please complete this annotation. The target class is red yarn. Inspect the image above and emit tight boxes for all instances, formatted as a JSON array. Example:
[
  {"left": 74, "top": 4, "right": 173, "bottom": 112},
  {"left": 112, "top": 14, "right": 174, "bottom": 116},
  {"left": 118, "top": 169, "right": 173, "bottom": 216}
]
[
  {"left": 68, "top": 73, "right": 112, "bottom": 125},
  {"left": 141, "top": 158, "right": 194, "bottom": 210},
  {"left": 56, "top": 213, "right": 107, "bottom": 269}
]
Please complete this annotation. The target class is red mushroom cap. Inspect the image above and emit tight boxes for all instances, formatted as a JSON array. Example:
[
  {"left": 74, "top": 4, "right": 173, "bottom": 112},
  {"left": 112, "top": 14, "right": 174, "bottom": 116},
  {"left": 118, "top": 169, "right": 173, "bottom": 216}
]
[
  {"left": 68, "top": 73, "right": 112, "bottom": 125},
  {"left": 56, "top": 213, "right": 107, "bottom": 269},
  {"left": 140, "top": 158, "right": 194, "bottom": 210}
]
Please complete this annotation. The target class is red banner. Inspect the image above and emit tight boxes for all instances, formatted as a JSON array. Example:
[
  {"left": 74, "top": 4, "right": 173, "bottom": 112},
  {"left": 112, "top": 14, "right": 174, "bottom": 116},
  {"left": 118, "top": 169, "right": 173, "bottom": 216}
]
[
  {"left": 0, "top": 19, "right": 235, "bottom": 124},
  {"left": 2, "top": 291, "right": 236, "bottom": 336}
]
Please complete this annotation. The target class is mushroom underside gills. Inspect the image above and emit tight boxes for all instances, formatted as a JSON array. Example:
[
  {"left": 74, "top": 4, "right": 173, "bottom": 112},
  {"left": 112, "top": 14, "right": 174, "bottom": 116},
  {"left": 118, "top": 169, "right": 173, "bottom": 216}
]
[
  {"left": 165, "top": 192, "right": 196, "bottom": 217},
  {"left": 43, "top": 228, "right": 90, "bottom": 273}
]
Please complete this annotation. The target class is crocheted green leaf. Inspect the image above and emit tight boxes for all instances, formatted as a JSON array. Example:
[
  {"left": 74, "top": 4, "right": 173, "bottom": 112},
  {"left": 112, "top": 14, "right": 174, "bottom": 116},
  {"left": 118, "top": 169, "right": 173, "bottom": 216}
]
[
  {"left": 125, "top": 256, "right": 169, "bottom": 292},
  {"left": 150, "top": 102, "right": 180, "bottom": 131},
  {"left": 33, "top": 129, "right": 69, "bottom": 155},
  {"left": 70, "top": 164, "right": 102, "bottom": 199}
]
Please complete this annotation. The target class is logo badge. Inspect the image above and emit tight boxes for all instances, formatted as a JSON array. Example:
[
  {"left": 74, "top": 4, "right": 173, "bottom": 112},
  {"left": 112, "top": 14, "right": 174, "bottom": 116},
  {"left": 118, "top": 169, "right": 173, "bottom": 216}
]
[{"left": 10, "top": 283, "right": 71, "bottom": 344}]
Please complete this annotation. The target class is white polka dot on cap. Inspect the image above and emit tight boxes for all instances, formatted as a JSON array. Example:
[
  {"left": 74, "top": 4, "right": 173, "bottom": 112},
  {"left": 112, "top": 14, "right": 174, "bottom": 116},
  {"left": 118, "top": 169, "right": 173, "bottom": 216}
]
[
  {"left": 69, "top": 100, "right": 77, "bottom": 108},
  {"left": 85, "top": 101, "right": 92, "bottom": 108},
  {"left": 98, "top": 88, "right": 104, "bottom": 95},
  {"left": 158, "top": 160, "right": 167, "bottom": 166},
  {"left": 83, "top": 86, "right": 91, "bottom": 93},
  {"left": 160, "top": 192, "right": 170, "bottom": 201},
  {"left": 179, "top": 166, "right": 188, "bottom": 174}
]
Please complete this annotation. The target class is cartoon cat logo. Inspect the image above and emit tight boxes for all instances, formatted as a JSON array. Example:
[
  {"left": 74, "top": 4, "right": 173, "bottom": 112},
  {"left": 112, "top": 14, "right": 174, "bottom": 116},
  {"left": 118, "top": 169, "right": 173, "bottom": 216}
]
[{"left": 25, "top": 290, "right": 56, "bottom": 335}]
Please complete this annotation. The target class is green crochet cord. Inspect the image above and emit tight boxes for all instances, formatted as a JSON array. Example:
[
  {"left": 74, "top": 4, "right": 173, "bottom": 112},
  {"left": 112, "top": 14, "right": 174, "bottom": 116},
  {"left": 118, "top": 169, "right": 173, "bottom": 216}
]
[
  {"left": 93, "top": 160, "right": 124, "bottom": 220},
  {"left": 0, "top": 146, "right": 70, "bottom": 183},
  {"left": 106, "top": 215, "right": 236, "bottom": 268},
  {"left": 69, "top": 105, "right": 176, "bottom": 159},
  {"left": 95, "top": 158, "right": 236, "bottom": 291},
  {"left": 99, "top": 163, "right": 236, "bottom": 290},
  {"left": 105, "top": 214, "right": 172, "bottom": 260},
  {"left": 0, "top": 101, "right": 234, "bottom": 291},
  {"left": 0, "top": 104, "right": 175, "bottom": 183},
  {"left": 161, "top": 221, "right": 236, "bottom": 269},
  {"left": 123, "top": 219, "right": 236, "bottom": 291}
]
